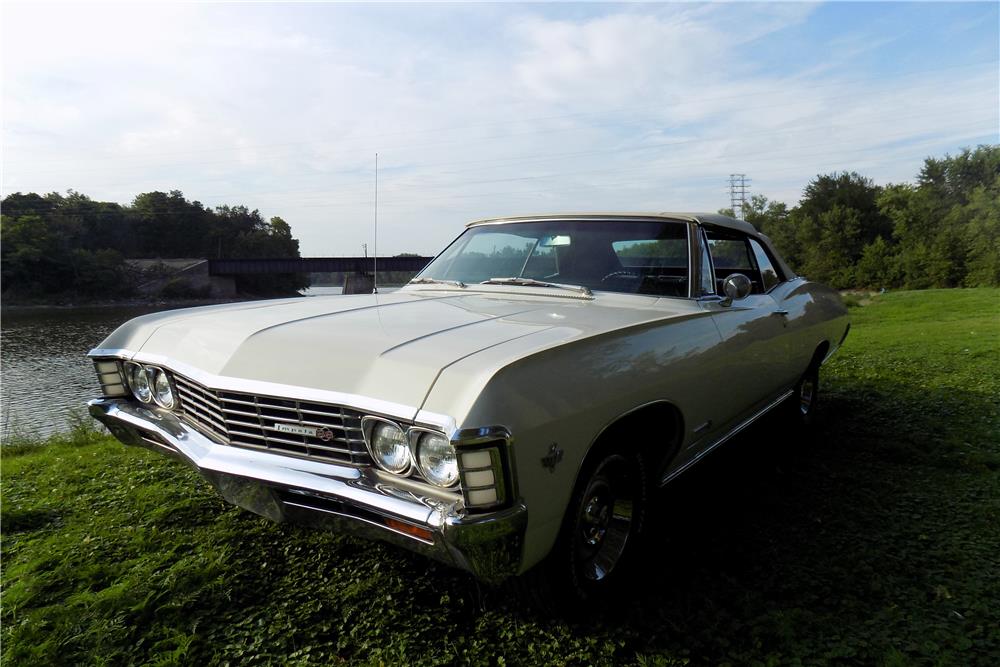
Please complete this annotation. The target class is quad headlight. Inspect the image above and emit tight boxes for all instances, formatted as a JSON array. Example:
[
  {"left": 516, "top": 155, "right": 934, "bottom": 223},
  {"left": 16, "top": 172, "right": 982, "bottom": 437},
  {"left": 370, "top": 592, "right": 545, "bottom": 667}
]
[
  {"left": 416, "top": 432, "right": 459, "bottom": 487},
  {"left": 124, "top": 362, "right": 153, "bottom": 404},
  {"left": 123, "top": 363, "right": 175, "bottom": 409},
  {"left": 369, "top": 421, "right": 411, "bottom": 474},
  {"left": 363, "top": 420, "right": 506, "bottom": 502},
  {"left": 151, "top": 368, "right": 175, "bottom": 409}
]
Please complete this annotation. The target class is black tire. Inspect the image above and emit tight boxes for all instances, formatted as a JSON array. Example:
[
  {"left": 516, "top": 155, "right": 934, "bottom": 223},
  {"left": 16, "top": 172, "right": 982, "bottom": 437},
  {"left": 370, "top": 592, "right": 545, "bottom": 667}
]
[
  {"left": 788, "top": 363, "right": 819, "bottom": 426},
  {"left": 515, "top": 450, "right": 647, "bottom": 610}
]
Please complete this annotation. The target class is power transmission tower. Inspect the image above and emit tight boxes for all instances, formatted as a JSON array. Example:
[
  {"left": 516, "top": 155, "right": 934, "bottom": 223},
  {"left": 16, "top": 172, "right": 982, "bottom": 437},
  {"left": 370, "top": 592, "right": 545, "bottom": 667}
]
[{"left": 728, "top": 173, "right": 751, "bottom": 220}]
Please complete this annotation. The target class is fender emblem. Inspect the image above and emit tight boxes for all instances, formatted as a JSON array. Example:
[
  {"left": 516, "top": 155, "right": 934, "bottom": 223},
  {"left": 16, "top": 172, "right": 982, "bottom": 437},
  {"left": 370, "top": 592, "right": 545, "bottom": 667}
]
[{"left": 541, "top": 443, "right": 564, "bottom": 473}]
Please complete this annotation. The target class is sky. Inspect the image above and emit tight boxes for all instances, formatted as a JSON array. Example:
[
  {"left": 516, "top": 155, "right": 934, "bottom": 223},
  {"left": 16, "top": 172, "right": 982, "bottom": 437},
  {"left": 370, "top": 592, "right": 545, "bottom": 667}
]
[{"left": 2, "top": 1, "right": 998, "bottom": 257}]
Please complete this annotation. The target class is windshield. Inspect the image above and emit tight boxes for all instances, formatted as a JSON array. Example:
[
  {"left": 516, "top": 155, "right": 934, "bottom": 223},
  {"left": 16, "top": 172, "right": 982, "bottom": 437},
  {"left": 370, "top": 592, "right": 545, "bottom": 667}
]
[{"left": 415, "top": 219, "right": 690, "bottom": 297}]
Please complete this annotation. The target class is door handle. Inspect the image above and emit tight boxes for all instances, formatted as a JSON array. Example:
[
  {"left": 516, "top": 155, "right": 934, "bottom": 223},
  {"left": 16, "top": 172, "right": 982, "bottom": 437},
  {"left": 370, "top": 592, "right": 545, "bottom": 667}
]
[{"left": 772, "top": 309, "right": 789, "bottom": 316}]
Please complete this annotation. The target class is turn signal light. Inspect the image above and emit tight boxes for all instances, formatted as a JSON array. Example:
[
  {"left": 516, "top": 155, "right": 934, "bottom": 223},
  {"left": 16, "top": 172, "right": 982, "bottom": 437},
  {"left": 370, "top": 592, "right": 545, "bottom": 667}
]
[{"left": 384, "top": 518, "right": 433, "bottom": 542}]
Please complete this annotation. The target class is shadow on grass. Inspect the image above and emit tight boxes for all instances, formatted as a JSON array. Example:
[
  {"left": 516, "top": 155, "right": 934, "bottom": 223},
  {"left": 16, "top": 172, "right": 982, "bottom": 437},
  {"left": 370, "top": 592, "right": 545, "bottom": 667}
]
[
  {"left": 495, "top": 382, "right": 999, "bottom": 663},
  {"left": 1, "top": 507, "right": 63, "bottom": 534},
  {"left": 218, "top": 377, "right": 991, "bottom": 664}
]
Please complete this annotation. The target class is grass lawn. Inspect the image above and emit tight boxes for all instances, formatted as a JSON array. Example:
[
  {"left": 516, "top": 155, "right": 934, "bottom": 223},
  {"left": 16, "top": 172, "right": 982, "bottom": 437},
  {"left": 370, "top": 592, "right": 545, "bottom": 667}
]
[{"left": 2, "top": 288, "right": 998, "bottom": 666}]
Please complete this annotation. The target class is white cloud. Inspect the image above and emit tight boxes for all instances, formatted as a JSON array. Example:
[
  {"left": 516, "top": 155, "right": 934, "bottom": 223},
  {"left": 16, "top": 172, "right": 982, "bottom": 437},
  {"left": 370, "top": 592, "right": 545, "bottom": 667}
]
[{"left": 2, "top": 3, "right": 996, "bottom": 256}]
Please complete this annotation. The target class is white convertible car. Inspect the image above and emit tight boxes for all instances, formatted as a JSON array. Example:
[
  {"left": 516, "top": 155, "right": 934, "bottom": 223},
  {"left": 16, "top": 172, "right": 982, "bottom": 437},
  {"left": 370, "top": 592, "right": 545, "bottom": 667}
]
[{"left": 89, "top": 213, "right": 849, "bottom": 599}]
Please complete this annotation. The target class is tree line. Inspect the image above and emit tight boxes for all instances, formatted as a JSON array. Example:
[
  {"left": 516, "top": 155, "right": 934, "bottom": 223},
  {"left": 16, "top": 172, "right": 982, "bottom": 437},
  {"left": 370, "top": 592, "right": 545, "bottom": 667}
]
[
  {"left": 2, "top": 145, "right": 996, "bottom": 302},
  {"left": 730, "top": 144, "right": 999, "bottom": 290},
  {"left": 1, "top": 190, "right": 308, "bottom": 300}
]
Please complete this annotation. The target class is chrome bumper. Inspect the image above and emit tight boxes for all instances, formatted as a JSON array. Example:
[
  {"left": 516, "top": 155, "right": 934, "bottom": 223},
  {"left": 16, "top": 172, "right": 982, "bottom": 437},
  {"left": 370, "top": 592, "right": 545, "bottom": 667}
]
[{"left": 88, "top": 399, "right": 527, "bottom": 583}]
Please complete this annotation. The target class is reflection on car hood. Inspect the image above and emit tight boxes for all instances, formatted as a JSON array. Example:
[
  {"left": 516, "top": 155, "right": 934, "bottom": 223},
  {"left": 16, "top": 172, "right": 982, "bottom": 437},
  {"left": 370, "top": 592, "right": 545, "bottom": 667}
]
[{"left": 101, "top": 290, "right": 694, "bottom": 418}]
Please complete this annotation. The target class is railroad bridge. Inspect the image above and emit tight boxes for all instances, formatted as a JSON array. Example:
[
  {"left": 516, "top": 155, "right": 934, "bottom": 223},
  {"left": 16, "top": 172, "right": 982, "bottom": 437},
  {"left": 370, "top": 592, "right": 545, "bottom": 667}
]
[
  {"left": 135, "top": 257, "right": 433, "bottom": 297},
  {"left": 207, "top": 256, "right": 432, "bottom": 276},
  {"left": 208, "top": 256, "right": 433, "bottom": 294}
]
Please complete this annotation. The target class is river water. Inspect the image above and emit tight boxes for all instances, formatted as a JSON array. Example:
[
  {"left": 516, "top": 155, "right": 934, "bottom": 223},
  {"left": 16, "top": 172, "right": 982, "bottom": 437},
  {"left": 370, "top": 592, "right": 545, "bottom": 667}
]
[{"left": 0, "top": 286, "right": 345, "bottom": 441}]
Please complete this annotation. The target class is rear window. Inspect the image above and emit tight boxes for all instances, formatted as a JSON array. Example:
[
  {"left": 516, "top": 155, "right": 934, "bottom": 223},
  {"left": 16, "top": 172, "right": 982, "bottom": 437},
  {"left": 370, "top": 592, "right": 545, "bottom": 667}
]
[{"left": 707, "top": 238, "right": 754, "bottom": 270}]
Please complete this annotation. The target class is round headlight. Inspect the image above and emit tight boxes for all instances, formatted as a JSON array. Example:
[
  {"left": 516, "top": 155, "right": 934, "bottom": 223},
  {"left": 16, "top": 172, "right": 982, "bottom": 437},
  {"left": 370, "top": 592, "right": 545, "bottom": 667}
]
[
  {"left": 416, "top": 433, "right": 459, "bottom": 487},
  {"left": 370, "top": 421, "right": 410, "bottom": 474},
  {"left": 125, "top": 362, "right": 152, "bottom": 403},
  {"left": 151, "top": 368, "right": 175, "bottom": 409}
]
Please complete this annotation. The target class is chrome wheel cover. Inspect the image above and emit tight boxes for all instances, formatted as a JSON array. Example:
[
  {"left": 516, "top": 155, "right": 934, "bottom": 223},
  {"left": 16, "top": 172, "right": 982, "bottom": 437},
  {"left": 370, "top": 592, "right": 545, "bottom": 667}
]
[{"left": 574, "top": 467, "right": 634, "bottom": 582}]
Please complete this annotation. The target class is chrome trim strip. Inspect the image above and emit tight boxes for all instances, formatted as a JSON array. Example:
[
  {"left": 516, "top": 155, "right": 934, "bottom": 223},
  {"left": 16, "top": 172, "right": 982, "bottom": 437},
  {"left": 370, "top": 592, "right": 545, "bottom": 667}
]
[
  {"left": 451, "top": 425, "right": 513, "bottom": 446},
  {"left": 660, "top": 389, "right": 794, "bottom": 486},
  {"left": 466, "top": 214, "right": 699, "bottom": 228},
  {"left": 89, "top": 347, "right": 134, "bottom": 359},
  {"left": 686, "top": 221, "right": 696, "bottom": 299}
]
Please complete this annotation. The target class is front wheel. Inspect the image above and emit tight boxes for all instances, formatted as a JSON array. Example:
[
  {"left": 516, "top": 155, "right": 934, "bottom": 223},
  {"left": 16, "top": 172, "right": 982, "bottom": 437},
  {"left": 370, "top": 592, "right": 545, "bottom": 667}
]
[
  {"left": 520, "top": 451, "right": 646, "bottom": 608},
  {"left": 511, "top": 447, "right": 650, "bottom": 613}
]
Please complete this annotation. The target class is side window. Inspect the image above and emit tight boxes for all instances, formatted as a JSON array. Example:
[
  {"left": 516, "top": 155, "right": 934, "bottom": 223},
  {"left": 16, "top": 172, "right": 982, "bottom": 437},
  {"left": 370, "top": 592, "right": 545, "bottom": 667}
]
[
  {"left": 706, "top": 229, "right": 763, "bottom": 294},
  {"left": 707, "top": 237, "right": 754, "bottom": 271},
  {"left": 749, "top": 239, "right": 781, "bottom": 291}
]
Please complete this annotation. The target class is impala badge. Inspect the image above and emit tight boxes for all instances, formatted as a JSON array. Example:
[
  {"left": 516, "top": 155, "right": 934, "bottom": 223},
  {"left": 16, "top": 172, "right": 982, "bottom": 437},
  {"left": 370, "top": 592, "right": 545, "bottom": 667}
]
[
  {"left": 316, "top": 427, "right": 335, "bottom": 442},
  {"left": 274, "top": 423, "right": 318, "bottom": 437}
]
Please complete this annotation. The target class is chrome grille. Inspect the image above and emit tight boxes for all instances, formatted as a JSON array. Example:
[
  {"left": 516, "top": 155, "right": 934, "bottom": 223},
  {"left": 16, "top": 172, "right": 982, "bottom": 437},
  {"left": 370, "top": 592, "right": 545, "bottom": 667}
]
[
  {"left": 171, "top": 374, "right": 370, "bottom": 466},
  {"left": 173, "top": 375, "right": 229, "bottom": 442}
]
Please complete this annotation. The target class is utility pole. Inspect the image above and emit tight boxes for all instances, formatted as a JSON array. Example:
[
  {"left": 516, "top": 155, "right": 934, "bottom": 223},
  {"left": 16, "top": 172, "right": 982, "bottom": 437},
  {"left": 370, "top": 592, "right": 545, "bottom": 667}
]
[
  {"left": 728, "top": 173, "right": 750, "bottom": 220},
  {"left": 372, "top": 153, "right": 378, "bottom": 294}
]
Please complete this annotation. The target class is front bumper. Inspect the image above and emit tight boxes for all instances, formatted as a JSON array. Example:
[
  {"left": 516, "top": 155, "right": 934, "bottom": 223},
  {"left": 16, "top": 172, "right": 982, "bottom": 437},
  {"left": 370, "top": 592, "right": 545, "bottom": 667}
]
[{"left": 88, "top": 399, "right": 527, "bottom": 583}]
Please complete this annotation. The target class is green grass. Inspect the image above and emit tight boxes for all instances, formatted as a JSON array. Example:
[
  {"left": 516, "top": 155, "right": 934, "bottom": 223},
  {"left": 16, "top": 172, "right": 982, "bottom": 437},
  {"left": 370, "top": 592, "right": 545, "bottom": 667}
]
[{"left": 3, "top": 288, "right": 999, "bottom": 666}]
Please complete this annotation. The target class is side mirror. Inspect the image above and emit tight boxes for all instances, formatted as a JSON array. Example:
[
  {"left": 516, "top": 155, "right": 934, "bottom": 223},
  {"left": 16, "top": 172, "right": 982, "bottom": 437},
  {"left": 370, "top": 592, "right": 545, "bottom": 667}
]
[{"left": 721, "top": 273, "right": 753, "bottom": 306}]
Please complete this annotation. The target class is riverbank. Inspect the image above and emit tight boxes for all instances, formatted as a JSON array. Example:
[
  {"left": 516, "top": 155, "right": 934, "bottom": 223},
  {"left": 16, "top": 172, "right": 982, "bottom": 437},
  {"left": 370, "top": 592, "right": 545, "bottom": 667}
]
[
  {"left": 1, "top": 295, "right": 270, "bottom": 312},
  {"left": 3, "top": 289, "right": 999, "bottom": 665},
  {"left": 0, "top": 284, "right": 403, "bottom": 311}
]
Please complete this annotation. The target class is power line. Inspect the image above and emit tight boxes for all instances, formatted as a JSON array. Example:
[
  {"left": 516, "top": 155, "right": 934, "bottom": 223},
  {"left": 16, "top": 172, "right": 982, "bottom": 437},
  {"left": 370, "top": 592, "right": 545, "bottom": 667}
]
[
  {"left": 3, "top": 121, "right": 992, "bottom": 213},
  {"left": 50, "top": 128, "right": 983, "bottom": 216},
  {"left": 8, "top": 105, "right": 994, "bottom": 198},
  {"left": 216, "top": 119, "right": 993, "bottom": 203}
]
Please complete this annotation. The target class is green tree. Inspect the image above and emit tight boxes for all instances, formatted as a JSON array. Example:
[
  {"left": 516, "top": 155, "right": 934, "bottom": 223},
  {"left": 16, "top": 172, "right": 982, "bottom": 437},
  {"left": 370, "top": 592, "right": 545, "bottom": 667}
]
[
  {"left": 854, "top": 236, "right": 900, "bottom": 289},
  {"left": 961, "top": 175, "right": 1000, "bottom": 287},
  {"left": 879, "top": 145, "right": 1000, "bottom": 288},
  {"left": 794, "top": 206, "right": 862, "bottom": 288},
  {"left": 130, "top": 190, "right": 211, "bottom": 257},
  {"left": 2, "top": 189, "right": 309, "bottom": 301}
]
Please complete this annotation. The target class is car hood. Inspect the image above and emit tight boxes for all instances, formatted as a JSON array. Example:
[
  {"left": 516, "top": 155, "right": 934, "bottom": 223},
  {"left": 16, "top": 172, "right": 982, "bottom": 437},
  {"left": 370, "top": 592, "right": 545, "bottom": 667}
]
[{"left": 99, "top": 289, "right": 691, "bottom": 419}]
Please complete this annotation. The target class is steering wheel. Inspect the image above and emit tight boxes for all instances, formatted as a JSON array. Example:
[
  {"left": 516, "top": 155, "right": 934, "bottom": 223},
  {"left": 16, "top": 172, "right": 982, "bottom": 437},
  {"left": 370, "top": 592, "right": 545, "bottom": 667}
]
[{"left": 600, "top": 270, "right": 641, "bottom": 282}]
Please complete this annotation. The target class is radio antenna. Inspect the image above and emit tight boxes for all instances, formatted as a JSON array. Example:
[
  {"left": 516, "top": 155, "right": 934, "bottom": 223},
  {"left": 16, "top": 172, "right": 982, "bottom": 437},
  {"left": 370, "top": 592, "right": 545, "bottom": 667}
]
[{"left": 372, "top": 152, "right": 378, "bottom": 294}]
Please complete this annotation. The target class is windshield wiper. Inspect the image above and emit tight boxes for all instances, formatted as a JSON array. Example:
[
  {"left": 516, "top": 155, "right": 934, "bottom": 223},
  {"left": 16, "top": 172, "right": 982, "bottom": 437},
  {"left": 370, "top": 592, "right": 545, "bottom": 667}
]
[
  {"left": 480, "top": 277, "right": 593, "bottom": 297},
  {"left": 408, "top": 277, "right": 467, "bottom": 288}
]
